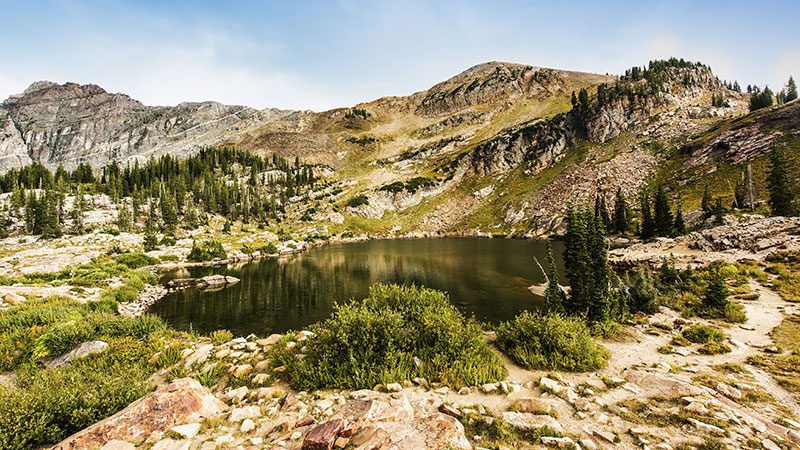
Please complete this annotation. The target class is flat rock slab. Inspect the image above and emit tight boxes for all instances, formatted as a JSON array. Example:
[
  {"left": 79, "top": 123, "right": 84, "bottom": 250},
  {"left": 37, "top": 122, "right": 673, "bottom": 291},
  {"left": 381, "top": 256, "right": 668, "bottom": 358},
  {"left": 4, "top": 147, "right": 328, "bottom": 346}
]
[{"left": 52, "top": 378, "right": 228, "bottom": 450}]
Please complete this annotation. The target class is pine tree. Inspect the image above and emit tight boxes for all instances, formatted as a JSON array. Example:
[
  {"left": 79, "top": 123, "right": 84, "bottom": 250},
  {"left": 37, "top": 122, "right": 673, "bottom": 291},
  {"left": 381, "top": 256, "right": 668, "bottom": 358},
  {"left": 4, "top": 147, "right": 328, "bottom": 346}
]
[
  {"left": 613, "top": 187, "right": 628, "bottom": 234},
  {"left": 703, "top": 269, "right": 730, "bottom": 311},
  {"left": 563, "top": 206, "right": 589, "bottom": 316},
  {"left": 768, "top": 147, "right": 797, "bottom": 216},
  {"left": 673, "top": 196, "right": 686, "bottom": 235},
  {"left": 586, "top": 213, "right": 610, "bottom": 323},
  {"left": 542, "top": 243, "right": 564, "bottom": 315},
  {"left": 713, "top": 198, "right": 726, "bottom": 225},
  {"left": 640, "top": 193, "right": 654, "bottom": 239},
  {"left": 786, "top": 76, "right": 798, "bottom": 102},
  {"left": 160, "top": 188, "right": 178, "bottom": 235},
  {"left": 71, "top": 188, "right": 86, "bottom": 234},
  {"left": 578, "top": 88, "right": 590, "bottom": 110},
  {"left": 653, "top": 186, "right": 673, "bottom": 237},
  {"left": 701, "top": 185, "right": 713, "bottom": 217},
  {"left": 117, "top": 202, "right": 131, "bottom": 232},
  {"left": 41, "top": 190, "right": 62, "bottom": 239},
  {"left": 143, "top": 215, "right": 158, "bottom": 252}
]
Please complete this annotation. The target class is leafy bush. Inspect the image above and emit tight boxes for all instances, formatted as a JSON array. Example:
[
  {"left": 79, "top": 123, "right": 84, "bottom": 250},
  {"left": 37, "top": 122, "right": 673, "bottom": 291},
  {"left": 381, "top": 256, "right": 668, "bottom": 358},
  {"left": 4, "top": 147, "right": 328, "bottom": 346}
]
[
  {"left": 722, "top": 302, "right": 747, "bottom": 323},
  {"left": 345, "top": 195, "right": 369, "bottom": 208},
  {"left": 269, "top": 284, "right": 506, "bottom": 390},
  {"left": 116, "top": 252, "right": 158, "bottom": 269},
  {"left": 681, "top": 324, "right": 726, "bottom": 344},
  {"left": 187, "top": 240, "right": 227, "bottom": 262},
  {"left": 496, "top": 312, "right": 609, "bottom": 372},
  {"left": 261, "top": 242, "right": 279, "bottom": 255},
  {"left": 210, "top": 329, "right": 233, "bottom": 345},
  {"left": 699, "top": 341, "right": 731, "bottom": 355}
]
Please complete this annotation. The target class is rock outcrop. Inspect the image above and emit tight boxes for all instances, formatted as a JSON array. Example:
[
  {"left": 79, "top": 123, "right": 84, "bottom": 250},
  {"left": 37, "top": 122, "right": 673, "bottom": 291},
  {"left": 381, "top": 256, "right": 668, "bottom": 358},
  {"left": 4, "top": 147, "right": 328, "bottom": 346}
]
[
  {"left": 52, "top": 378, "right": 228, "bottom": 450},
  {"left": 0, "top": 81, "right": 291, "bottom": 169}
]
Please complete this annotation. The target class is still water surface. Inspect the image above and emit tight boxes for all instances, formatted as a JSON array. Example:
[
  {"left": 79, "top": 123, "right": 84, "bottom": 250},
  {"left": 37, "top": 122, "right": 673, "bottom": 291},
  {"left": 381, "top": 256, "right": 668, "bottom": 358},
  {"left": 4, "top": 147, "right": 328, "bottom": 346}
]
[{"left": 150, "top": 238, "right": 563, "bottom": 336}]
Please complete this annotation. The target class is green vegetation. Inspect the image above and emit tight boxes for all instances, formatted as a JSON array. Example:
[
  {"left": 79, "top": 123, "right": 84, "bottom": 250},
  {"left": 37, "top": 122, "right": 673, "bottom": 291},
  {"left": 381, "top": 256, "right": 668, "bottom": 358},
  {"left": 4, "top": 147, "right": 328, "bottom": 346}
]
[
  {"left": 187, "top": 240, "right": 227, "bottom": 262},
  {"left": 115, "top": 252, "right": 159, "bottom": 269},
  {"left": 268, "top": 284, "right": 507, "bottom": 390},
  {"left": 378, "top": 177, "right": 436, "bottom": 194},
  {"left": 682, "top": 324, "right": 730, "bottom": 354},
  {"left": 749, "top": 85, "right": 774, "bottom": 111},
  {"left": 0, "top": 288, "right": 184, "bottom": 449},
  {"left": 345, "top": 194, "right": 370, "bottom": 208},
  {"left": 747, "top": 315, "right": 800, "bottom": 393},
  {"left": 767, "top": 146, "right": 798, "bottom": 217},
  {"left": 496, "top": 312, "right": 609, "bottom": 371}
]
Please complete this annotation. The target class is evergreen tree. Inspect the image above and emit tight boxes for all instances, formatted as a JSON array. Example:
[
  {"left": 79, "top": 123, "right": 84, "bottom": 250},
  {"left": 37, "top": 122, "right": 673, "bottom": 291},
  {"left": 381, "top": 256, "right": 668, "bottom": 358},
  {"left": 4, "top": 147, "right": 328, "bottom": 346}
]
[
  {"left": 586, "top": 213, "right": 610, "bottom": 322},
  {"left": 701, "top": 185, "right": 713, "bottom": 217},
  {"left": 703, "top": 269, "right": 730, "bottom": 311},
  {"left": 639, "top": 193, "right": 654, "bottom": 239},
  {"left": 613, "top": 187, "right": 628, "bottom": 234},
  {"left": 578, "top": 88, "right": 590, "bottom": 110},
  {"left": 786, "top": 76, "right": 798, "bottom": 102},
  {"left": 117, "top": 202, "right": 131, "bottom": 232},
  {"left": 653, "top": 186, "right": 673, "bottom": 236},
  {"left": 41, "top": 190, "right": 62, "bottom": 239},
  {"left": 713, "top": 198, "right": 726, "bottom": 225},
  {"left": 143, "top": 215, "right": 158, "bottom": 252},
  {"left": 563, "top": 206, "right": 589, "bottom": 316},
  {"left": 594, "top": 192, "right": 611, "bottom": 233},
  {"left": 160, "top": 188, "right": 178, "bottom": 235},
  {"left": 673, "top": 197, "right": 686, "bottom": 236},
  {"left": 768, "top": 147, "right": 797, "bottom": 216},
  {"left": 628, "top": 264, "right": 659, "bottom": 314},
  {"left": 71, "top": 188, "right": 86, "bottom": 234},
  {"left": 542, "top": 243, "right": 564, "bottom": 315}
]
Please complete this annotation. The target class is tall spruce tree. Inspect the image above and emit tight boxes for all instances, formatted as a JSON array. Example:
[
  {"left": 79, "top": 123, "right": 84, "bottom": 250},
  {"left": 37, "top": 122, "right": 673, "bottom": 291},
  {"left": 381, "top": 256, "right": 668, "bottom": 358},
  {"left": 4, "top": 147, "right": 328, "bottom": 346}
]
[
  {"left": 563, "top": 206, "right": 589, "bottom": 316},
  {"left": 768, "top": 147, "right": 797, "bottom": 217},
  {"left": 786, "top": 76, "right": 798, "bottom": 102},
  {"left": 653, "top": 186, "right": 673, "bottom": 237},
  {"left": 640, "top": 193, "right": 654, "bottom": 239},
  {"left": 613, "top": 187, "right": 628, "bottom": 234},
  {"left": 543, "top": 242, "right": 564, "bottom": 315},
  {"left": 673, "top": 197, "right": 686, "bottom": 235},
  {"left": 586, "top": 213, "right": 610, "bottom": 322},
  {"left": 701, "top": 185, "right": 713, "bottom": 217}
]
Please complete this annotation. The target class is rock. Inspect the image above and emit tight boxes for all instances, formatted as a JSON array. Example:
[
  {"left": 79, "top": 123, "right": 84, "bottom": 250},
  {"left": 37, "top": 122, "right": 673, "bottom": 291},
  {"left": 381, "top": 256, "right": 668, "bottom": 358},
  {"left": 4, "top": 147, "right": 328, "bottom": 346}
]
[
  {"left": 281, "top": 392, "right": 298, "bottom": 410},
  {"left": 252, "top": 373, "right": 270, "bottom": 385},
  {"left": 3, "top": 292, "right": 24, "bottom": 305},
  {"left": 511, "top": 398, "right": 551, "bottom": 414},
  {"left": 539, "top": 377, "right": 564, "bottom": 394},
  {"left": 196, "top": 274, "right": 240, "bottom": 288},
  {"left": 258, "top": 334, "right": 283, "bottom": 346},
  {"left": 295, "top": 330, "right": 315, "bottom": 342},
  {"left": 229, "top": 405, "right": 261, "bottom": 422},
  {"left": 151, "top": 439, "right": 190, "bottom": 450},
  {"left": 458, "top": 387, "right": 471, "bottom": 395},
  {"left": 52, "top": 378, "right": 227, "bottom": 450},
  {"left": 501, "top": 412, "right": 563, "bottom": 433},
  {"left": 480, "top": 383, "right": 498, "bottom": 393},
  {"left": 685, "top": 402, "right": 709, "bottom": 414},
  {"left": 183, "top": 344, "right": 213, "bottom": 370},
  {"left": 711, "top": 381, "right": 743, "bottom": 400},
  {"left": 386, "top": 383, "right": 403, "bottom": 393},
  {"left": 40, "top": 340, "right": 108, "bottom": 369},
  {"left": 170, "top": 423, "right": 201, "bottom": 439},
  {"left": 296, "top": 416, "right": 316, "bottom": 427},
  {"left": 334, "top": 436, "right": 350, "bottom": 448},
  {"left": 687, "top": 418, "right": 725, "bottom": 435},
  {"left": 762, "top": 439, "right": 781, "bottom": 450},
  {"left": 231, "top": 364, "right": 253, "bottom": 378},
  {"left": 438, "top": 403, "right": 462, "bottom": 419},
  {"left": 593, "top": 430, "right": 617, "bottom": 443},
  {"left": 541, "top": 436, "right": 575, "bottom": 447},
  {"left": 303, "top": 419, "right": 345, "bottom": 450},
  {"left": 579, "top": 438, "right": 599, "bottom": 450},
  {"left": 99, "top": 440, "right": 136, "bottom": 450},
  {"left": 624, "top": 372, "right": 703, "bottom": 398},
  {"left": 241, "top": 418, "right": 256, "bottom": 433}
]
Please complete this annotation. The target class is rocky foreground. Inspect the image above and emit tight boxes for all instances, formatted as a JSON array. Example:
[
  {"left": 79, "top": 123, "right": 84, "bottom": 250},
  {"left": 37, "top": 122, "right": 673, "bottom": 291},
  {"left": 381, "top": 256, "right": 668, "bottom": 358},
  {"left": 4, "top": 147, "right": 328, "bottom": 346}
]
[{"left": 47, "top": 279, "right": 800, "bottom": 450}]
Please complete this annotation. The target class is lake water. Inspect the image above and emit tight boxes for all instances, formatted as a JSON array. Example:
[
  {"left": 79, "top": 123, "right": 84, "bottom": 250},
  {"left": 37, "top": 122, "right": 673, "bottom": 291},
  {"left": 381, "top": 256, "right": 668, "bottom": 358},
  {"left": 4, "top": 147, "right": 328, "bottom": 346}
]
[{"left": 150, "top": 238, "right": 564, "bottom": 336}]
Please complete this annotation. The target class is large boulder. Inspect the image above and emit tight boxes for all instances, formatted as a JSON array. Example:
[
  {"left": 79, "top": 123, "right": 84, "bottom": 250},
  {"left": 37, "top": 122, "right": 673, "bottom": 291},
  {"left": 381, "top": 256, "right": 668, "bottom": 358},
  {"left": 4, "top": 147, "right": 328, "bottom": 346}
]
[
  {"left": 40, "top": 340, "right": 108, "bottom": 369},
  {"left": 52, "top": 378, "right": 228, "bottom": 449}
]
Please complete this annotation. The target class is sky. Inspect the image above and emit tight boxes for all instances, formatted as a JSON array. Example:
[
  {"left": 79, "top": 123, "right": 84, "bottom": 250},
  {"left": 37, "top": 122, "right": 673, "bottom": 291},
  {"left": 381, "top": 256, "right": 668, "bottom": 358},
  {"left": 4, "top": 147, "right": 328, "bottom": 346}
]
[{"left": 1, "top": 0, "right": 798, "bottom": 111}]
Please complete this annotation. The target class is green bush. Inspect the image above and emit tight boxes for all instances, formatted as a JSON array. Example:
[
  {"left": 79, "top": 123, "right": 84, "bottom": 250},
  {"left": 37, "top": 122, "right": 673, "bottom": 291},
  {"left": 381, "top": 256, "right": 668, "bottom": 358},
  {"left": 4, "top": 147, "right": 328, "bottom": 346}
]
[
  {"left": 269, "top": 284, "right": 506, "bottom": 390},
  {"left": 261, "top": 242, "right": 279, "bottom": 255},
  {"left": 115, "top": 253, "right": 159, "bottom": 269},
  {"left": 722, "top": 302, "right": 747, "bottom": 323},
  {"left": 210, "top": 329, "right": 233, "bottom": 345},
  {"left": 187, "top": 240, "right": 227, "bottom": 262},
  {"left": 496, "top": 312, "right": 609, "bottom": 372},
  {"left": 345, "top": 195, "right": 369, "bottom": 208},
  {"left": 699, "top": 341, "right": 731, "bottom": 355},
  {"left": 681, "top": 324, "right": 726, "bottom": 344}
]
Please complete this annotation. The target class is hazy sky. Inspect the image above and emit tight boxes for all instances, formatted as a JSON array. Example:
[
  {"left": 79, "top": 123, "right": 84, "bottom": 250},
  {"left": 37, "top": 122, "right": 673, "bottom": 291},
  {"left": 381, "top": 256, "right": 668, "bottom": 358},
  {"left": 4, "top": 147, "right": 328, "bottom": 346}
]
[{"left": 1, "top": 0, "right": 798, "bottom": 110}]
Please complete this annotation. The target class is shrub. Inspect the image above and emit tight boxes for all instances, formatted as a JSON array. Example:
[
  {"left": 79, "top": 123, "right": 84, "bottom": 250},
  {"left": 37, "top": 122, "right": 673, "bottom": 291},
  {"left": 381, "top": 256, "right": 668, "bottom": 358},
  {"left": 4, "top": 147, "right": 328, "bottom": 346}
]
[
  {"left": 261, "top": 242, "right": 279, "bottom": 255},
  {"left": 210, "top": 329, "right": 233, "bottom": 346},
  {"left": 723, "top": 302, "right": 747, "bottom": 323},
  {"left": 187, "top": 240, "right": 227, "bottom": 262},
  {"left": 345, "top": 195, "right": 369, "bottom": 208},
  {"left": 116, "top": 252, "right": 158, "bottom": 269},
  {"left": 269, "top": 284, "right": 506, "bottom": 390},
  {"left": 699, "top": 341, "right": 732, "bottom": 355},
  {"left": 682, "top": 324, "right": 726, "bottom": 344},
  {"left": 496, "top": 312, "right": 609, "bottom": 372}
]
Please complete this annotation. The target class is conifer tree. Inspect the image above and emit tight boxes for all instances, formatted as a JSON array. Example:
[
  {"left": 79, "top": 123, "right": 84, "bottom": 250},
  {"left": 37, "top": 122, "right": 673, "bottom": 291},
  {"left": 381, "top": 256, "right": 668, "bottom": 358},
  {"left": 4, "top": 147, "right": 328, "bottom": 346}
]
[
  {"left": 71, "top": 188, "right": 86, "bottom": 234},
  {"left": 563, "top": 206, "right": 589, "bottom": 316},
  {"left": 640, "top": 193, "right": 654, "bottom": 239},
  {"left": 143, "top": 215, "right": 158, "bottom": 252},
  {"left": 786, "top": 76, "right": 798, "bottom": 102},
  {"left": 703, "top": 269, "right": 730, "bottom": 311},
  {"left": 673, "top": 197, "right": 686, "bottom": 235},
  {"left": 713, "top": 198, "right": 726, "bottom": 225},
  {"left": 41, "top": 190, "right": 62, "bottom": 239},
  {"left": 701, "top": 185, "right": 713, "bottom": 217},
  {"left": 117, "top": 202, "right": 131, "bottom": 232},
  {"left": 542, "top": 243, "right": 564, "bottom": 315},
  {"left": 768, "top": 147, "right": 797, "bottom": 216},
  {"left": 613, "top": 187, "right": 628, "bottom": 234},
  {"left": 586, "top": 213, "right": 610, "bottom": 322},
  {"left": 653, "top": 186, "right": 673, "bottom": 236},
  {"left": 160, "top": 188, "right": 178, "bottom": 235}
]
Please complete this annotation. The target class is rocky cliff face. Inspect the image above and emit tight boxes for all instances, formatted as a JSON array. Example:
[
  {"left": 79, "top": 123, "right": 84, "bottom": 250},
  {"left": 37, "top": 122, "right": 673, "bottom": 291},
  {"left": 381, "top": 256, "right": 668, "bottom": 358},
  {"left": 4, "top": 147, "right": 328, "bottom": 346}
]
[{"left": 0, "top": 81, "right": 291, "bottom": 169}]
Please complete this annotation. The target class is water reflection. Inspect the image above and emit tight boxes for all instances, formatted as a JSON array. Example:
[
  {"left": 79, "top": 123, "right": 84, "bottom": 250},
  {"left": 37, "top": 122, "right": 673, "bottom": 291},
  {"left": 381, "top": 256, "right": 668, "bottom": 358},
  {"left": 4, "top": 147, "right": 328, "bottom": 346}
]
[{"left": 150, "top": 238, "right": 564, "bottom": 336}]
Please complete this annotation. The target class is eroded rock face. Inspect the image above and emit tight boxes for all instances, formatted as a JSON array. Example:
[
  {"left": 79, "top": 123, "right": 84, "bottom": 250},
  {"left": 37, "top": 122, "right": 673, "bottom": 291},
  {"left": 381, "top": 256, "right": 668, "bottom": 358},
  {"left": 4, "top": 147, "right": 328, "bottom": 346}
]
[
  {"left": 52, "top": 378, "right": 228, "bottom": 450},
  {"left": 0, "top": 81, "right": 283, "bottom": 170}
]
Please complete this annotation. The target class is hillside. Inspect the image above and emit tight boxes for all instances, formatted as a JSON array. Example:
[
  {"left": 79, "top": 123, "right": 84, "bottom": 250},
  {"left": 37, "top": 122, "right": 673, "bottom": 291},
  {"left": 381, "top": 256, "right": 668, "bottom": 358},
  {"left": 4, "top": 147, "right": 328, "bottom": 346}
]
[{"left": 1, "top": 59, "right": 797, "bottom": 239}]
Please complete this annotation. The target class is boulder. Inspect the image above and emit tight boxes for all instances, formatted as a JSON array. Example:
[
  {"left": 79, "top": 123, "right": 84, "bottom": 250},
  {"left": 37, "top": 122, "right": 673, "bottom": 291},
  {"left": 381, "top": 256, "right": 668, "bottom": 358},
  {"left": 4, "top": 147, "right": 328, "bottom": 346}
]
[
  {"left": 52, "top": 378, "right": 227, "bottom": 449},
  {"left": 303, "top": 419, "right": 345, "bottom": 450},
  {"left": 99, "top": 441, "right": 136, "bottom": 450},
  {"left": 40, "top": 340, "right": 108, "bottom": 369},
  {"left": 501, "top": 412, "right": 563, "bottom": 434},
  {"left": 229, "top": 405, "right": 261, "bottom": 422}
]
